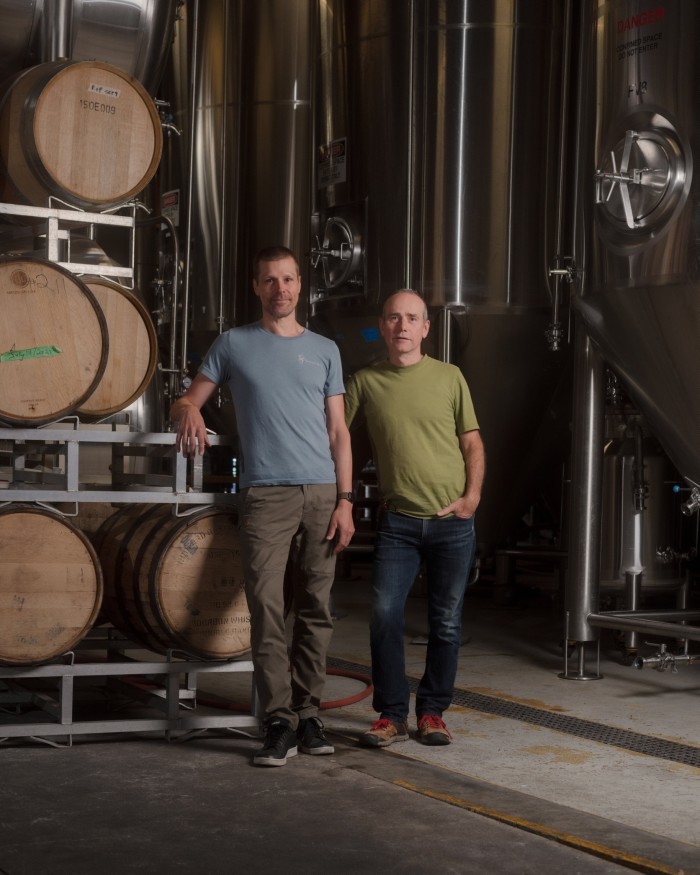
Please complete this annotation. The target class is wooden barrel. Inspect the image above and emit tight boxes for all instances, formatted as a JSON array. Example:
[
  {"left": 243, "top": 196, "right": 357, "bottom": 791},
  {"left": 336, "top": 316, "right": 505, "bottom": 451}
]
[
  {"left": 0, "top": 257, "right": 108, "bottom": 426},
  {"left": 96, "top": 505, "right": 250, "bottom": 660},
  {"left": 0, "top": 505, "right": 103, "bottom": 665},
  {"left": 76, "top": 279, "right": 158, "bottom": 420},
  {"left": 0, "top": 59, "right": 163, "bottom": 210}
]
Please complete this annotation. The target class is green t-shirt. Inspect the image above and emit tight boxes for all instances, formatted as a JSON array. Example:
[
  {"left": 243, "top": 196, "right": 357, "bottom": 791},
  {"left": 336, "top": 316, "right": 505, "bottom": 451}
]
[{"left": 345, "top": 355, "right": 479, "bottom": 518}]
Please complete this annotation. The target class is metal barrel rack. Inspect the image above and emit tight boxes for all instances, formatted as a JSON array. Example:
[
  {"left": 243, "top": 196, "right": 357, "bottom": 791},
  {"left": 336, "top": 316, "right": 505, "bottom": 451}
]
[
  {"left": 0, "top": 200, "right": 257, "bottom": 744},
  {"left": 0, "top": 425, "right": 258, "bottom": 745}
]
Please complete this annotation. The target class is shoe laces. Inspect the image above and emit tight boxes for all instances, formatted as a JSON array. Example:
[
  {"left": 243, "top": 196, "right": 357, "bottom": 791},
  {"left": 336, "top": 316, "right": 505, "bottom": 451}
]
[
  {"left": 370, "top": 718, "right": 396, "bottom": 731},
  {"left": 265, "top": 720, "right": 291, "bottom": 743},
  {"left": 418, "top": 715, "right": 452, "bottom": 737},
  {"left": 302, "top": 716, "right": 326, "bottom": 738}
]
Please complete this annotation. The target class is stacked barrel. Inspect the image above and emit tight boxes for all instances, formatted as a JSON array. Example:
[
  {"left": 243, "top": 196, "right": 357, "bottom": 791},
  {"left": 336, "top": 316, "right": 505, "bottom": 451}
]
[
  {"left": 0, "top": 45, "right": 251, "bottom": 667},
  {"left": 0, "top": 59, "right": 163, "bottom": 427},
  {"left": 0, "top": 59, "right": 166, "bottom": 664}
]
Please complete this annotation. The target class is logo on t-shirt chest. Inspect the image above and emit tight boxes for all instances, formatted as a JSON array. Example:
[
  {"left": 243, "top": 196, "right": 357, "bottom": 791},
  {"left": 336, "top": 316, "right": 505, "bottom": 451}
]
[{"left": 297, "top": 354, "right": 323, "bottom": 370}]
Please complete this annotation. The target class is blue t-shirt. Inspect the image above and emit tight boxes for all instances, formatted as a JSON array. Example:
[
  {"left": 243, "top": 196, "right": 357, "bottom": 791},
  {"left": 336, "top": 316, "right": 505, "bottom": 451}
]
[{"left": 199, "top": 323, "right": 344, "bottom": 488}]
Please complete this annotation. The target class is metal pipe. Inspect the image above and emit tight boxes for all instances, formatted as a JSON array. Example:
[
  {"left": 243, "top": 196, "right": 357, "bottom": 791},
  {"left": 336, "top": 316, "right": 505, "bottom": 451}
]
[
  {"left": 405, "top": 0, "right": 416, "bottom": 288},
  {"left": 558, "top": 0, "right": 600, "bottom": 677},
  {"left": 633, "top": 648, "right": 698, "bottom": 671},
  {"left": 623, "top": 570, "right": 642, "bottom": 652},
  {"left": 436, "top": 307, "right": 451, "bottom": 364},
  {"left": 42, "top": 0, "right": 73, "bottom": 60},
  {"left": 632, "top": 424, "right": 647, "bottom": 512},
  {"left": 180, "top": 0, "right": 201, "bottom": 390},
  {"left": 504, "top": 7, "right": 517, "bottom": 305},
  {"left": 228, "top": 9, "right": 243, "bottom": 331},
  {"left": 566, "top": 320, "right": 605, "bottom": 643},
  {"left": 620, "top": 426, "right": 646, "bottom": 652},
  {"left": 136, "top": 213, "right": 180, "bottom": 403},
  {"left": 555, "top": 0, "right": 573, "bottom": 246},
  {"left": 216, "top": 0, "right": 230, "bottom": 336},
  {"left": 545, "top": 0, "right": 573, "bottom": 351},
  {"left": 588, "top": 613, "right": 700, "bottom": 643},
  {"left": 560, "top": 611, "right": 601, "bottom": 681},
  {"left": 568, "top": 0, "right": 595, "bottom": 297},
  {"left": 601, "top": 609, "right": 700, "bottom": 621},
  {"left": 677, "top": 568, "right": 691, "bottom": 654}
]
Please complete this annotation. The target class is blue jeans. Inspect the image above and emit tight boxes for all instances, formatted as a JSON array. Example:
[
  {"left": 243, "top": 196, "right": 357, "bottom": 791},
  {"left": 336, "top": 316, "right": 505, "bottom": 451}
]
[{"left": 370, "top": 510, "right": 476, "bottom": 723}]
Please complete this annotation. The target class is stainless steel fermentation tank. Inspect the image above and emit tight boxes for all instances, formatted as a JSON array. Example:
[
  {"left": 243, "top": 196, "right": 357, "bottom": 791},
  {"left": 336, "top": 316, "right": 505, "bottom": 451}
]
[
  {"left": 0, "top": 0, "right": 177, "bottom": 94},
  {"left": 160, "top": 2, "right": 575, "bottom": 556},
  {"left": 8, "top": 0, "right": 696, "bottom": 590},
  {"left": 142, "top": 0, "right": 579, "bottom": 554},
  {"left": 310, "top": 0, "right": 574, "bottom": 552},
  {"left": 159, "top": 0, "right": 315, "bottom": 366},
  {"left": 580, "top": 0, "right": 699, "bottom": 492},
  {"left": 566, "top": 0, "right": 700, "bottom": 652}
]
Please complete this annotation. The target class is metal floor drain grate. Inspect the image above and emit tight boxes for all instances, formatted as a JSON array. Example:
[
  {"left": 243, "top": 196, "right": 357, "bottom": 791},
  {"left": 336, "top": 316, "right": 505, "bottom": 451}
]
[{"left": 328, "top": 656, "right": 700, "bottom": 768}]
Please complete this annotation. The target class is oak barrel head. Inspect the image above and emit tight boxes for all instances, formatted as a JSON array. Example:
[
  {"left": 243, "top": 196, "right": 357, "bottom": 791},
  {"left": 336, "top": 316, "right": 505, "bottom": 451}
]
[
  {"left": 0, "top": 505, "right": 103, "bottom": 665},
  {"left": 0, "top": 257, "right": 108, "bottom": 425}
]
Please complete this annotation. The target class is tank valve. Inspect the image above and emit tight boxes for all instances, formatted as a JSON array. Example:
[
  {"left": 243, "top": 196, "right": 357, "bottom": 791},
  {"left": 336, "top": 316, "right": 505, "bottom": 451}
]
[
  {"left": 546, "top": 257, "right": 577, "bottom": 352},
  {"left": 655, "top": 546, "right": 696, "bottom": 564},
  {"left": 545, "top": 322, "right": 565, "bottom": 351},
  {"left": 548, "top": 259, "right": 578, "bottom": 284},
  {"left": 655, "top": 546, "right": 675, "bottom": 565},
  {"left": 156, "top": 99, "right": 182, "bottom": 137},
  {"left": 633, "top": 642, "right": 698, "bottom": 672},
  {"left": 680, "top": 486, "right": 700, "bottom": 516}
]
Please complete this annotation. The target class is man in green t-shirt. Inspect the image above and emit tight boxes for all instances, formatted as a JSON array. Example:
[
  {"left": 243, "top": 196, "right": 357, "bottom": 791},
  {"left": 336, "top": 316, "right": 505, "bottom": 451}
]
[{"left": 345, "top": 290, "right": 485, "bottom": 746}]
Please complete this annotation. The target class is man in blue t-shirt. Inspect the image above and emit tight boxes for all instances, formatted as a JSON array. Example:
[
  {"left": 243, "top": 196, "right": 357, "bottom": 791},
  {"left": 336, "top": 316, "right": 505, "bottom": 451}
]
[{"left": 171, "top": 246, "right": 354, "bottom": 766}]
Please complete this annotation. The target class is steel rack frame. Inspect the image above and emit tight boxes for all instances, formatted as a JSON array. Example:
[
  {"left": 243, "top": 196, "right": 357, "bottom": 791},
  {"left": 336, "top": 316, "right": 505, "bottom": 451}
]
[
  {"left": 0, "top": 200, "right": 139, "bottom": 284},
  {"left": 0, "top": 637, "right": 258, "bottom": 746},
  {"left": 0, "top": 423, "right": 238, "bottom": 508},
  {"left": 0, "top": 426, "right": 251, "bottom": 743}
]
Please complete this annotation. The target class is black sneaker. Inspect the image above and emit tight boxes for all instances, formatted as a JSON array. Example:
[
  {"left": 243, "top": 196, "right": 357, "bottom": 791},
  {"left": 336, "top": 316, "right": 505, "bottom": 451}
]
[
  {"left": 297, "top": 716, "right": 334, "bottom": 755},
  {"left": 253, "top": 718, "right": 298, "bottom": 766}
]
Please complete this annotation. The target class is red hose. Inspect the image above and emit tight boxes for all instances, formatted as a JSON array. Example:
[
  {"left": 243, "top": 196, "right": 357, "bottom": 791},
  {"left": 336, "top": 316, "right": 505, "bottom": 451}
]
[
  {"left": 110, "top": 665, "right": 373, "bottom": 713},
  {"left": 194, "top": 666, "right": 373, "bottom": 713},
  {"left": 320, "top": 667, "right": 374, "bottom": 710}
]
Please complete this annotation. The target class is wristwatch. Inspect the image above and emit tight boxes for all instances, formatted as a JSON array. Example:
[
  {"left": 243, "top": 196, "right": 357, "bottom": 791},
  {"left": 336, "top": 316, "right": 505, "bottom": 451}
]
[{"left": 337, "top": 491, "right": 355, "bottom": 503}]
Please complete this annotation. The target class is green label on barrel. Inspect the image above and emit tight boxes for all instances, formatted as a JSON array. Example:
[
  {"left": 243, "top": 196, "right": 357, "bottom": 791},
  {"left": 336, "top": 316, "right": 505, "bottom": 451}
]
[{"left": 0, "top": 345, "right": 63, "bottom": 362}]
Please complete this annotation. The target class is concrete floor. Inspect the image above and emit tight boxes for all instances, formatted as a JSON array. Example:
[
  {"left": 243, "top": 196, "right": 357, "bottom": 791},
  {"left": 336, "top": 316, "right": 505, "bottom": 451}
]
[{"left": 1, "top": 561, "right": 699, "bottom": 875}]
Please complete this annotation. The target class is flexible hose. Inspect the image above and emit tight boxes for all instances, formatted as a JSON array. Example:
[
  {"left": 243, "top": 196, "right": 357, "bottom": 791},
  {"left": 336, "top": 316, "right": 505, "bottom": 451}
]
[
  {"left": 186, "top": 666, "right": 373, "bottom": 713},
  {"left": 107, "top": 665, "right": 373, "bottom": 713}
]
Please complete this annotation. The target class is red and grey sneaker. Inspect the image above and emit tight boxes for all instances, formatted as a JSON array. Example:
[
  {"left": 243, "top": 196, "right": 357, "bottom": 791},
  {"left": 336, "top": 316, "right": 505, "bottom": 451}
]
[
  {"left": 417, "top": 714, "right": 452, "bottom": 745},
  {"left": 359, "top": 718, "right": 409, "bottom": 747}
]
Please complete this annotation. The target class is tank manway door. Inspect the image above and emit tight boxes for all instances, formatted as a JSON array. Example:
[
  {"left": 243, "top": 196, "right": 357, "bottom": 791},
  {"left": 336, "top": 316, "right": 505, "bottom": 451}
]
[
  {"left": 595, "top": 115, "right": 690, "bottom": 248},
  {"left": 310, "top": 212, "right": 364, "bottom": 301}
]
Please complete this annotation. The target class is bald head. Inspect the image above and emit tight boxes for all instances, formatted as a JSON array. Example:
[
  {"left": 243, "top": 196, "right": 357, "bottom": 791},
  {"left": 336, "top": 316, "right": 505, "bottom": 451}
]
[
  {"left": 379, "top": 290, "right": 430, "bottom": 366},
  {"left": 382, "top": 289, "right": 428, "bottom": 322}
]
